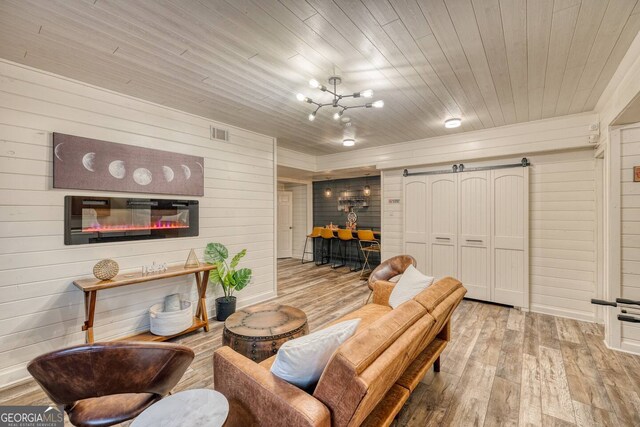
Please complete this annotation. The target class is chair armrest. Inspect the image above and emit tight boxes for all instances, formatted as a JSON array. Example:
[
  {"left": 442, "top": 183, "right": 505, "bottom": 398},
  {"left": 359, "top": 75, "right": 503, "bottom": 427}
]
[
  {"left": 371, "top": 280, "right": 395, "bottom": 306},
  {"left": 213, "top": 347, "right": 330, "bottom": 427}
]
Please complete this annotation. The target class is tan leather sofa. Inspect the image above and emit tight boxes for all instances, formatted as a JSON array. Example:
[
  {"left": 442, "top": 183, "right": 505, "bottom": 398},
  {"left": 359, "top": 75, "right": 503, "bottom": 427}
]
[{"left": 214, "top": 276, "right": 466, "bottom": 427}]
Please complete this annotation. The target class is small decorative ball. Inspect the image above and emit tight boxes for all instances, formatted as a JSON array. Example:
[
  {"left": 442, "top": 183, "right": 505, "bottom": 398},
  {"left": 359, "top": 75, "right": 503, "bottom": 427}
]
[{"left": 93, "top": 259, "right": 119, "bottom": 280}]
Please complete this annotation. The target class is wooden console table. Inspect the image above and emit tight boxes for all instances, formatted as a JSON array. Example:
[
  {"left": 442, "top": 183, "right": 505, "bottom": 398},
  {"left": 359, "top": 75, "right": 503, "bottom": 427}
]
[{"left": 73, "top": 264, "right": 216, "bottom": 344}]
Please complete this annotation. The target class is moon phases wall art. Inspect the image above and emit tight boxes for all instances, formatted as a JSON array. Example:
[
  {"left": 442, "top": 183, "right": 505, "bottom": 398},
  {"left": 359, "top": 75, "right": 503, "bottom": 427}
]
[{"left": 53, "top": 133, "right": 204, "bottom": 196}]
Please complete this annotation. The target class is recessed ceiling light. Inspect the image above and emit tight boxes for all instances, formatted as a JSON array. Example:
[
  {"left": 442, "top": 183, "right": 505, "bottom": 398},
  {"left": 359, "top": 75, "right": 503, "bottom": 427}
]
[
  {"left": 445, "top": 118, "right": 462, "bottom": 128},
  {"left": 343, "top": 138, "right": 355, "bottom": 147},
  {"left": 341, "top": 116, "right": 351, "bottom": 123}
]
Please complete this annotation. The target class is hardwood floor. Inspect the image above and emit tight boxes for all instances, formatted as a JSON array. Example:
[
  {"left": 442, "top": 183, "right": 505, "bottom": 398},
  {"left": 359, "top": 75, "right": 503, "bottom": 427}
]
[{"left": 2, "top": 258, "right": 640, "bottom": 427}]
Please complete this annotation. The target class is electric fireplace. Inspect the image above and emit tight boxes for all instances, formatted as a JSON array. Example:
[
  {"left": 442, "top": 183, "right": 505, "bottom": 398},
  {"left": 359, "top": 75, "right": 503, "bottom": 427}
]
[{"left": 64, "top": 196, "right": 199, "bottom": 245}]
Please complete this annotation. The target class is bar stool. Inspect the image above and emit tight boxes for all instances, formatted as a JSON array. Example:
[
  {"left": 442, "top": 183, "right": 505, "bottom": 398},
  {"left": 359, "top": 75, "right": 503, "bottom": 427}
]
[
  {"left": 317, "top": 228, "right": 337, "bottom": 266},
  {"left": 337, "top": 229, "right": 361, "bottom": 271},
  {"left": 301, "top": 227, "right": 323, "bottom": 264},
  {"left": 358, "top": 230, "right": 381, "bottom": 278}
]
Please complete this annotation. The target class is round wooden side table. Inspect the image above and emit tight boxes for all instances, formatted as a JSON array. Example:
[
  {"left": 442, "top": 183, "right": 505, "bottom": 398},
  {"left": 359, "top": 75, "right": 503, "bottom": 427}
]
[{"left": 222, "top": 303, "right": 309, "bottom": 362}]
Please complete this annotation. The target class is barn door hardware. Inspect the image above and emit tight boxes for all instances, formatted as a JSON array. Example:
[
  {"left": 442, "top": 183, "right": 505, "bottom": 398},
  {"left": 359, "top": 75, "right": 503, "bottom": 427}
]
[{"left": 403, "top": 158, "right": 530, "bottom": 177}]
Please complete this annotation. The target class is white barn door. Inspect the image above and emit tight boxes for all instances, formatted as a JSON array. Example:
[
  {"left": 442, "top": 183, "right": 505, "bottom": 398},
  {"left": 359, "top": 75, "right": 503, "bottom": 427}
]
[
  {"left": 403, "top": 176, "right": 427, "bottom": 270},
  {"left": 458, "top": 171, "right": 490, "bottom": 300},
  {"left": 428, "top": 175, "right": 458, "bottom": 280},
  {"left": 490, "top": 168, "right": 529, "bottom": 308}
]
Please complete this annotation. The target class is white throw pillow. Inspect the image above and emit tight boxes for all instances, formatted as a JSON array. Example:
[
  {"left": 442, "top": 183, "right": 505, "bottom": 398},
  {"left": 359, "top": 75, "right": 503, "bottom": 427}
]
[
  {"left": 270, "top": 318, "right": 361, "bottom": 389},
  {"left": 389, "top": 265, "right": 435, "bottom": 309}
]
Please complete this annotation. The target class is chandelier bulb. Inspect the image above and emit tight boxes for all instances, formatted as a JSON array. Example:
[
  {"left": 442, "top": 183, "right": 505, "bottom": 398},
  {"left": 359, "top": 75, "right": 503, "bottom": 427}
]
[
  {"left": 296, "top": 93, "right": 305, "bottom": 102},
  {"left": 372, "top": 100, "right": 384, "bottom": 108},
  {"left": 333, "top": 112, "right": 340, "bottom": 120},
  {"left": 361, "top": 89, "right": 373, "bottom": 98},
  {"left": 309, "top": 78, "right": 319, "bottom": 89},
  {"left": 308, "top": 112, "right": 316, "bottom": 121}
]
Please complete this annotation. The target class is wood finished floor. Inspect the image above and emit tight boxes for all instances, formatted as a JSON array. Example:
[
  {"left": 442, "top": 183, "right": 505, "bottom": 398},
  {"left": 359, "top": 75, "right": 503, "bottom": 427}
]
[{"left": 2, "top": 258, "right": 640, "bottom": 427}]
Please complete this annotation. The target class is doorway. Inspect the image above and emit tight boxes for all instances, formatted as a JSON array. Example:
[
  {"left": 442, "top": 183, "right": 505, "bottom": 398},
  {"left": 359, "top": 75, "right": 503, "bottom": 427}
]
[{"left": 277, "top": 191, "right": 293, "bottom": 258}]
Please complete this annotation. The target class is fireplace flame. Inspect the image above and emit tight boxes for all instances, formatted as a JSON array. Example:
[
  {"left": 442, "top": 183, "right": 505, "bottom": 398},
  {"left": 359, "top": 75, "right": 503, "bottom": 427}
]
[{"left": 83, "top": 221, "right": 189, "bottom": 233}]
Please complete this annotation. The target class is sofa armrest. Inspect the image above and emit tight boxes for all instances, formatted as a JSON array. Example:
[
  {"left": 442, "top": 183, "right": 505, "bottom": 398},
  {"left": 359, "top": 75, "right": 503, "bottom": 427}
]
[
  {"left": 372, "top": 280, "right": 395, "bottom": 306},
  {"left": 213, "top": 346, "right": 330, "bottom": 427}
]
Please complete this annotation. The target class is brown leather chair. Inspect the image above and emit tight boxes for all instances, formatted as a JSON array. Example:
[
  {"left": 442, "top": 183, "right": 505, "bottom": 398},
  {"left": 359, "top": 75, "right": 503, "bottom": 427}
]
[
  {"left": 367, "top": 254, "right": 417, "bottom": 292},
  {"left": 27, "top": 341, "right": 195, "bottom": 427}
]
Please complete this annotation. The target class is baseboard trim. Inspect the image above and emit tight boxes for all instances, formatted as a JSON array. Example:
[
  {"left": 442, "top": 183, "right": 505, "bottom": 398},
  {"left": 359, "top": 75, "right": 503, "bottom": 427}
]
[
  {"left": 529, "top": 304, "right": 597, "bottom": 323},
  {"left": 604, "top": 338, "right": 640, "bottom": 356}
]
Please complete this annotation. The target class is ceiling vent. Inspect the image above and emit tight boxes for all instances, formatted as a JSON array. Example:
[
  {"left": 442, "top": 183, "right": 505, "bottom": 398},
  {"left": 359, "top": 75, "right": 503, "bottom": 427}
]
[{"left": 210, "top": 126, "right": 229, "bottom": 142}]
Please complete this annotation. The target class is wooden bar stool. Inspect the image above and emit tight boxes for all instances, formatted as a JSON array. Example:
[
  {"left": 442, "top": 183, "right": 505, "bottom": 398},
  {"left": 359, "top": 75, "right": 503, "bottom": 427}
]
[
  {"left": 337, "top": 229, "right": 360, "bottom": 271},
  {"left": 317, "top": 228, "right": 337, "bottom": 266},
  {"left": 301, "top": 227, "right": 323, "bottom": 264},
  {"left": 358, "top": 230, "right": 381, "bottom": 278}
]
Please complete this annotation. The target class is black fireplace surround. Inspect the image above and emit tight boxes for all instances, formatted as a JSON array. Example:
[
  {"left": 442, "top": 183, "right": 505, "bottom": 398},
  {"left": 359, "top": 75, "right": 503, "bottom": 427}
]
[{"left": 64, "top": 196, "right": 199, "bottom": 245}]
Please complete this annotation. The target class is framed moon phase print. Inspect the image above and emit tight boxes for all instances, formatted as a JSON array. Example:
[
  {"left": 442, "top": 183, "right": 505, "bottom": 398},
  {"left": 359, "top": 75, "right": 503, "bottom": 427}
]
[{"left": 53, "top": 133, "right": 204, "bottom": 196}]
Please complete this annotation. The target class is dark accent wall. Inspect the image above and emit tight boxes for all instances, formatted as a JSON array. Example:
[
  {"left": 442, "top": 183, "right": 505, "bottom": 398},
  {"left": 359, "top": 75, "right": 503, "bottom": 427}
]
[{"left": 313, "top": 176, "right": 381, "bottom": 230}]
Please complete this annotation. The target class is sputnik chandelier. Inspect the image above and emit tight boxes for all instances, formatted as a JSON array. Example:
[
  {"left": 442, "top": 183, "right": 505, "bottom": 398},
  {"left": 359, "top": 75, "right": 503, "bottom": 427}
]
[{"left": 296, "top": 76, "right": 384, "bottom": 121}]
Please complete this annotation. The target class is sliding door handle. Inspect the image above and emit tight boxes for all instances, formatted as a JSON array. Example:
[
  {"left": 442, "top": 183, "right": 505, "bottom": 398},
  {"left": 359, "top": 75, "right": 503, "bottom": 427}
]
[
  {"left": 435, "top": 237, "right": 450, "bottom": 241},
  {"left": 616, "top": 298, "right": 640, "bottom": 306},
  {"left": 466, "top": 239, "right": 483, "bottom": 243},
  {"left": 591, "top": 299, "right": 617, "bottom": 307},
  {"left": 618, "top": 314, "right": 640, "bottom": 323}
]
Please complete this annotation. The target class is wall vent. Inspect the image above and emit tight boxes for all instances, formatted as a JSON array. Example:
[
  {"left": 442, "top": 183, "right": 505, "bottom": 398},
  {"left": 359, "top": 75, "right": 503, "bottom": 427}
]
[{"left": 210, "top": 126, "right": 229, "bottom": 141}]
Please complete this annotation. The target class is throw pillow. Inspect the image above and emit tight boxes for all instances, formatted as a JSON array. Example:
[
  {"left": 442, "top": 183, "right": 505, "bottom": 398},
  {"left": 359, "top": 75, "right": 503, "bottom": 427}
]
[
  {"left": 389, "top": 265, "right": 434, "bottom": 308},
  {"left": 270, "top": 318, "right": 361, "bottom": 389}
]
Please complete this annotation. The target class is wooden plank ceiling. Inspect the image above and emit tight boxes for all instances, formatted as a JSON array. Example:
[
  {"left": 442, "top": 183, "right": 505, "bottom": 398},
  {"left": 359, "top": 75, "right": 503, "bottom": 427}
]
[{"left": 0, "top": 0, "right": 638, "bottom": 154}]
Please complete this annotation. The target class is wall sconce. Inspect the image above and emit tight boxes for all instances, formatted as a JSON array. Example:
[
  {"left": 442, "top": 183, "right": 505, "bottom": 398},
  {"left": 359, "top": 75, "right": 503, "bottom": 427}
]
[
  {"left": 324, "top": 187, "right": 332, "bottom": 197},
  {"left": 363, "top": 185, "right": 371, "bottom": 196}
]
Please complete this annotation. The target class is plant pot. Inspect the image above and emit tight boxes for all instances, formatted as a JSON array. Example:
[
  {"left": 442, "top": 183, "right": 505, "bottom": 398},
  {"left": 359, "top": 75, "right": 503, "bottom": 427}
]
[{"left": 216, "top": 296, "right": 237, "bottom": 321}]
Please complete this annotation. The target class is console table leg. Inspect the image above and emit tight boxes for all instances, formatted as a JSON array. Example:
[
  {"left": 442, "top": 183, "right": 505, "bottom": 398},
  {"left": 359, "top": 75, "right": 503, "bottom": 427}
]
[
  {"left": 195, "top": 272, "right": 202, "bottom": 319},
  {"left": 196, "top": 271, "right": 210, "bottom": 332},
  {"left": 82, "top": 291, "right": 97, "bottom": 344}
]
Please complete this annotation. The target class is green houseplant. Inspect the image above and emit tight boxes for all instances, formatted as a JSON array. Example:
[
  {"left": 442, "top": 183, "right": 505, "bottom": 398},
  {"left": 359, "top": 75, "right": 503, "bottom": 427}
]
[{"left": 204, "top": 242, "right": 252, "bottom": 321}]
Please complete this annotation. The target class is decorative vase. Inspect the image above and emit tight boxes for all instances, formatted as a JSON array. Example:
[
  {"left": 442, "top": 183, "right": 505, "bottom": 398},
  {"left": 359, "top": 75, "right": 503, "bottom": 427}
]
[
  {"left": 93, "top": 259, "right": 119, "bottom": 280},
  {"left": 216, "top": 296, "right": 237, "bottom": 321}
]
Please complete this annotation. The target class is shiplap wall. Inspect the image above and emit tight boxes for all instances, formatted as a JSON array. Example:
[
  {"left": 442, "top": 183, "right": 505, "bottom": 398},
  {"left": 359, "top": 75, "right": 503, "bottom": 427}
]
[
  {"left": 282, "top": 182, "right": 308, "bottom": 261},
  {"left": 620, "top": 124, "right": 640, "bottom": 350},
  {"left": 317, "top": 113, "right": 598, "bottom": 171},
  {"left": 382, "top": 149, "right": 597, "bottom": 322},
  {"left": 381, "top": 169, "right": 403, "bottom": 260},
  {"left": 277, "top": 147, "right": 317, "bottom": 172},
  {"left": 0, "top": 60, "right": 276, "bottom": 387}
]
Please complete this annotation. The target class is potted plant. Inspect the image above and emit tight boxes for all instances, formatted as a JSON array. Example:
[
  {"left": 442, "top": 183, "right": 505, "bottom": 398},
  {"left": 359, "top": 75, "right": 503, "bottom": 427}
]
[{"left": 204, "top": 242, "right": 252, "bottom": 321}]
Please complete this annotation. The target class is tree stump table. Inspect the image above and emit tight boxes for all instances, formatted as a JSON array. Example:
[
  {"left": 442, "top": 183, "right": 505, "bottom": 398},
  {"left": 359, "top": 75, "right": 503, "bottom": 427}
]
[{"left": 222, "top": 304, "right": 308, "bottom": 363}]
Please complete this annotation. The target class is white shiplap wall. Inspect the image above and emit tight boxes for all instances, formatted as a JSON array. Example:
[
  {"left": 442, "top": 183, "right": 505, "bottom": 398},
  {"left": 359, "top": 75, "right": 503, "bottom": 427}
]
[
  {"left": 277, "top": 147, "right": 317, "bottom": 172},
  {"left": 620, "top": 124, "right": 640, "bottom": 350},
  {"left": 380, "top": 169, "right": 403, "bottom": 260},
  {"left": 529, "top": 152, "right": 596, "bottom": 320},
  {"left": 317, "top": 113, "right": 598, "bottom": 171},
  {"left": 382, "top": 150, "right": 598, "bottom": 322},
  {"left": 282, "top": 182, "right": 309, "bottom": 261},
  {"left": 0, "top": 60, "right": 276, "bottom": 387}
]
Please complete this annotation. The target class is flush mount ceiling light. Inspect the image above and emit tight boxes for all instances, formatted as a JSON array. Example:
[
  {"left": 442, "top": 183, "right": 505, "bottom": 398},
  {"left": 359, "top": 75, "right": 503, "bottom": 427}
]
[
  {"left": 297, "top": 76, "right": 384, "bottom": 121},
  {"left": 342, "top": 138, "right": 355, "bottom": 147},
  {"left": 444, "top": 118, "right": 462, "bottom": 128}
]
